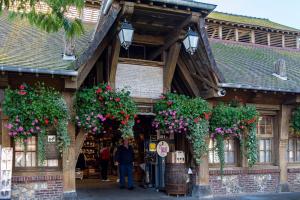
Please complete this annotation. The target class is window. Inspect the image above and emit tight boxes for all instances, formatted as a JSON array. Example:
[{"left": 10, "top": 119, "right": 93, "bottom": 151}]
[
  {"left": 257, "top": 116, "right": 274, "bottom": 163},
  {"left": 209, "top": 139, "right": 236, "bottom": 165},
  {"left": 14, "top": 136, "right": 59, "bottom": 168},
  {"left": 287, "top": 138, "right": 300, "bottom": 162}
]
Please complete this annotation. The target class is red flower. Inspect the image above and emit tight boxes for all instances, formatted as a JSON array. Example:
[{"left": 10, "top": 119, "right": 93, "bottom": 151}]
[
  {"left": 136, "top": 120, "right": 141, "bottom": 124},
  {"left": 106, "top": 114, "right": 111, "bottom": 118},
  {"left": 96, "top": 88, "right": 102, "bottom": 94},
  {"left": 19, "top": 85, "right": 25, "bottom": 90},
  {"left": 44, "top": 118, "right": 49, "bottom": 125},
  {"left": 194, "top": 118, "right": 199, "bottom": 123},
  {"left": 121, "top": 121, "right": 126, "bottom": 125},
  {"left": 98, "top": 97, "right": 104, "bottom": 101},
  {"left": 115, "top": 98, "right": 121, "bottom": 102},
  {"left": 18, "top": 91, "right": 27, "bottom": 95},
  {"left": 125, "top": 115, "right": 130, "bottom": 120},
  {"left": 120, "top": 111, "right": 125, "bottom": 115},
  {"left": 167, "top": 101, "right": 173, "bottom": 106},
  {"left": 134, "top": 114, "right": 138, "bottom": 119},
  {"left": 204, "top": 112, "right": 211, "bottom": 120},
  {"left": 106, "top": 85, "right": 112, "bottom": 91},
  {"left": 160, "top": 95, "right": 166, "bottom": 99},
  {"left": 111, "top": 115, "right": 115, "bottom": 119}
]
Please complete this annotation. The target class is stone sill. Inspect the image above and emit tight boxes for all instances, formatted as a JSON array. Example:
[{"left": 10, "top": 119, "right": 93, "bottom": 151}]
[
  {"left": 209, "top": 166, "right": 280, "bottom": 175},
  {"left": 12, "top": 172, "right": 63, "bottom": 183}
]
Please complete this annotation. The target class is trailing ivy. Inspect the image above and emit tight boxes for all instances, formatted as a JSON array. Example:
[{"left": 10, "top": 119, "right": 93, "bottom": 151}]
[
  {"left": 2, "top": 83, "right": 70, "bottom": 164},
  {"left": 210, "top": 102, "right": 258, "bottom": 174},
  {"left": 153, "top": 93, "right": 211, "bottom": 164},
  {"left": 291, "top": 106, "right": 300, "bottom": 136},
  {"left": 75, "top": 83, "right": 137, "bottom": 138}
]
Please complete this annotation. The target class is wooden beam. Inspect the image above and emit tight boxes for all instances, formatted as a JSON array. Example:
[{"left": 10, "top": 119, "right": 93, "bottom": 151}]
[
  {"left": 133, "top": 33, "right": 164, "bottom": 45},
  {"left": 177, "top": 56, "right": 200, "bottom": 96},
  {"left": 148, "top": 14, "right": 195, "bottom": 60},
  {"left": 109, "top": 39, "right": 121, "bottom": 89},
  {"left": 164, "top": 42, "right": 181, "bottom": 92},
  {"left": 75, "top": 130, "right": 87, "bottom": 161},
  {"left": 191, "top": 73, "right": 219, "bottom": 90}
]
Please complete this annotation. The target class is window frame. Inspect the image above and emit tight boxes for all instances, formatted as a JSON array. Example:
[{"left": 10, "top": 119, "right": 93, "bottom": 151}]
[
  {"left": 287, "top": 138, "right": 300, "bottom": 163},
  {"left": 13, "top": 136, "right": 62, "bottom": 171},
  {"left": 208, "top": 138, "right": 239, "bottom": 167},
  {"left": 256, "top": 115, "right": 275, "bottom": 165}
]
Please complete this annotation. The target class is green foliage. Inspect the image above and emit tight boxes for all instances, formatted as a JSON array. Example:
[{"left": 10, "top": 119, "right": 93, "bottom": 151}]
[
  {"left": 75, "top": 84, "right": 138, "bottom": 138},
  {"left": 1, "top": 0, "right": 85, "bottom": 38},
  {"left": 153, "top": 93, "right": 211, "bottom": 164},
  {"left": 291, "top": 107, "right": 300, "bottom": 135},
  {"left": 210, "top": 103, "right": 258, "bottom": 173},
  {"left": 2, "top": 83, "right": 70, "bottom": 164}
]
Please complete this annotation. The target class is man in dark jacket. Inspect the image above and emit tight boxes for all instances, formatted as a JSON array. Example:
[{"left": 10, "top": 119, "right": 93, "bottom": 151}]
[{"left": 116, "top": 139, "right": 134, "bottom": 190}]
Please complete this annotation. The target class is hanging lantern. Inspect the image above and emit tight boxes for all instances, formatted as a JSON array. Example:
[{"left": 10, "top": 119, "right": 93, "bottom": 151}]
[
  {"left": 118, "top": 20, "right": 134, "bottom": 50},
  {"left": 183, "top": 27, "right": 199, "bottom": 55}
]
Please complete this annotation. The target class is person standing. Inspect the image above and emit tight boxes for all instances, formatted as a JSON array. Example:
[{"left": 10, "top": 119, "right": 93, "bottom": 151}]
[
  {"left": 100, "top": 143, "right": 110, "bottom": 181},
  {"left": 116, "top": 139, "right": 134, "bottom": 190}
]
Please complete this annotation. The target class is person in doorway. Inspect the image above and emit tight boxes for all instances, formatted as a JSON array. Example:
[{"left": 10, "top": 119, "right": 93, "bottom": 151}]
[
  {"left": 116, "top": 138, "right": 134, "bottom": 190},
  {"left": 100, "top": 143, "right": 110, "bottom": 181}
]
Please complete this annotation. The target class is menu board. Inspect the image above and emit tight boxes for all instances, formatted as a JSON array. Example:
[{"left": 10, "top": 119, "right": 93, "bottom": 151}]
[
  {"left": 0, "top": 147, "right": 13, "bottom": 199},
  {"left": 115, "top": 63, "right": 163, "bottom": 99}
]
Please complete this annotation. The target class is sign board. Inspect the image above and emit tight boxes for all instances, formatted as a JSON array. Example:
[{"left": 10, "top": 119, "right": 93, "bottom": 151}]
[
  {"left": 115, "top": 63, "right": 163, "bottom": 99},
  {"left": 45, "top": 135, "right": 60, "bottom": 159},
  {"left": 0, "top": 147, "right": 13, "bottom": 199},
  {"left": 149, "top": 143, "right": 156, "bottom": 152},
  {"left": 156, "top": 141, "right": 169, "bottom": 157}
]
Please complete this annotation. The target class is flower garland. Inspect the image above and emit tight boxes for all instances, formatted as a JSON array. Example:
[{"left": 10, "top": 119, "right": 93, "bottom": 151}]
[
  {"left": 75, "top": 83, "right": 137, "bottom": 138},
  {"left": 153, "top": 93, "right": 211, "bottom": 164},
  {"left": 2, "top": 83, "right": 70, "bottom": 164},
  {"left": 210, "top": 103, "right": 258, "bottom": 174}
]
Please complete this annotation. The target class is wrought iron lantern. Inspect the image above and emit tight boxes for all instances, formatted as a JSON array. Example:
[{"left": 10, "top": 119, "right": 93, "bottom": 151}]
[
  {"left": 118, "top": 20, "right": 134, "bottom": 50},
  {"left": 183, "top": 27, "right": 199, "bottom": 55}
]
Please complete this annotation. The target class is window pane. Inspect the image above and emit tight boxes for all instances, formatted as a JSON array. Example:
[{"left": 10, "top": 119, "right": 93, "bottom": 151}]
[
  {"left": 266, "top": 151, "right": 271, "bottom": 162},
  {"left": 259, "top": 140, "right": 265, "bottom": 150},
  {"left": 26, "top": 152, "right": 34, "bottom": 167},
  {"left": 15, "top": 152, "right": 25, "bottom": 167},
  {"left": 296, "top": 151, "right": 300, "bottom": 162},
  {"left": 228, "top": 152, "right": 235, "bottom": 163},
  {"left": 259, "top": 151, "right": 265, "bottom": 162},
  {"left": 289, "top": 151, "right": 294, "bottom": 162},
  {"left": 265, "top": 140, "right": 271, "bottom": 150},
  {"left": 47, "top": 160, "right": 58, "bottom": 167},
  {"left": 288, "top": 140, "right": 294, "bottom": 151}
]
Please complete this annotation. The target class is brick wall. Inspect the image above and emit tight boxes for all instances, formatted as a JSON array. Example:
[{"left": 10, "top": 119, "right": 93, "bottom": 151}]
[
  {"left": 209, "top": 168, "right": 280, "bottom": 195},
  {"left": 12, "top": 175, "right": 63, "bottom": 200},
  {"left": 288, "top": 168, "right": 300, "bottom": 192}
]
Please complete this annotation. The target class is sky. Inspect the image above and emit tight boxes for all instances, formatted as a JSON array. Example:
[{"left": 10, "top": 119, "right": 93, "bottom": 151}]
[{"left": 200, "top": 0, "right": 300, "bottom": 30}]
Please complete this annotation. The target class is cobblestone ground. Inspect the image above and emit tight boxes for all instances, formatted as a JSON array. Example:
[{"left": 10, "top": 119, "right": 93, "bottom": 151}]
[{"left": 76, "top": 179, "right": 300, "bottom": 200}]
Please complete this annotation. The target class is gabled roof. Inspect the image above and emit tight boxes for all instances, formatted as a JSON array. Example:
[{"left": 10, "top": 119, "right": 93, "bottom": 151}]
[
  {"left": 208, "top": 11, "right": 300, "bottom": 33},
  {"left": 210, "top": 39, "right": 300, "bottom": 93},
  {"left": 0, "top": 14, "right": 95, "bottom": 76}
]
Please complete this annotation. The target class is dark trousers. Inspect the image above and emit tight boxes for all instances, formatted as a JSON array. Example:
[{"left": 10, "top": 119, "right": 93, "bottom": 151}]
[
  {"left": 119, "top": 164, "right": 133, "bottom": 188},
  {"left": 101, "top": 160, "right": 109, "bottom": 180}
]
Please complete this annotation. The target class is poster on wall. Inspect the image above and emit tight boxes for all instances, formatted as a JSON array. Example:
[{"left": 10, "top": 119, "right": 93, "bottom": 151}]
[
  {"left": 0, "top": 147, "right": 13, "bottom": 199},
  {"left": 115, "top": 63, "right": 163, "bottom": 99},
  {"left": 156, "top": 141, "right": 169, "bottom": 157}
]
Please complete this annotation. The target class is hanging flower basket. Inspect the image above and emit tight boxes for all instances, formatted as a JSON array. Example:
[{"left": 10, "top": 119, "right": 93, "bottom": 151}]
[
  {"left": 2, "top": 83, "right": 70, "bottom": 164},
  {"left": 75, "top": 83, "right": 137, "bottom": 138}
]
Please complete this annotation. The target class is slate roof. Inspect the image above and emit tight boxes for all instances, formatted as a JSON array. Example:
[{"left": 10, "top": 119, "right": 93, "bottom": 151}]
[
  {"left": 208, "top": 12, "right": 300, "bottom": 32},
  {"left": 210, "top": 39, "right": 300, "bottom": 93},
  {"left": 0, "top": 14, "right": 95, "bottom": 74}
]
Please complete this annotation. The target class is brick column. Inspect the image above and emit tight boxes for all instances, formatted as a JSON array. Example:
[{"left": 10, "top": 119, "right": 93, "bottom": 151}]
[
  {"left": 278, "top": 105, "right": 291, "bottom": 192},
  {"left": 62, "top": 91, "right": 77, "bottom": 199}
]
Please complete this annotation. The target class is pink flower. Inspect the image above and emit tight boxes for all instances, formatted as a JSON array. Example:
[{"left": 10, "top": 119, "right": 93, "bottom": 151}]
[
  {"left": 6, "top": 124, "right": 13, "bottom": 130},
  {"left": 18, "top": 127, "right": 24, "bottom": 132},
  {"left": 36, "top": 126, "right": 40, "bottom": 131}
]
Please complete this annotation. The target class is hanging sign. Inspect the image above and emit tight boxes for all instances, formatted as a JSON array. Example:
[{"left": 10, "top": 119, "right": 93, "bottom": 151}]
[
  {"left": 0, "top": 147, "right": 13, "bottom": 199},
  {"left": 156, "top": 141, "right": 169, "bottom": 157},
  {"left": 149, "top": 143, "right": 156, "bottom": 152}
]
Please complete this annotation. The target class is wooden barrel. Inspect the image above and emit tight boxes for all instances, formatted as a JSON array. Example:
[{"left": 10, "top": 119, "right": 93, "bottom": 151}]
[{"left": 165, "top": 163, "right": 187, "bottom": 195}]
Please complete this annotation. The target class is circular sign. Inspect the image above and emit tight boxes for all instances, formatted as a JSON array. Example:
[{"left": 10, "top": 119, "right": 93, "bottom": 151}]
[{"left": 156, "top": 141, "right": 169, "bottom": 157}]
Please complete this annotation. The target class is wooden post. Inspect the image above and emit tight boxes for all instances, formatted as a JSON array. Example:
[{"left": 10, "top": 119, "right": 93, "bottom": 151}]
[
  {"left": 235, "top": 28, "right": 239, "bottom": 42},
  {"left": 108, "top": 38, "right": 121, "bottom": 89},
  {"left": 267, "top": 33, "right": 271, "bottom": 46},
  {"left": 62, "top": 91, "right": 77, "bottom": 199},
  {"left": 1, "top": 116, "right": 10, "bottom": 148},
  {"left": 282, "top": 35, "right": 285, "bottom": 48},
  {"left": 251, "top": 30, "right": 255, "bottom": 44},
  {"left": 278, "top": 105, "right": 291, "bottom": 192},
  {"left": 218, "top": 25, "right": 222, "bottom": 39},
  {"left": 192, "top": 140, "right": 212, "bottom": 198}
]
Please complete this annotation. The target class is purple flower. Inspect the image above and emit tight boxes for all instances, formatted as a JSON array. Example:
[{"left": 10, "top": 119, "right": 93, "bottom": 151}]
[
  {"left": 18, "top": 127, "right": 24, "bottom": 132},
  {"left": 6, "top": 124, "right": 13, "bottom": 130}
]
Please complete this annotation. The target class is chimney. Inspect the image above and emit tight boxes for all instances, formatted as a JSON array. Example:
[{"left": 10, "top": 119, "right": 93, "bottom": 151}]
[
  {"left": 63, "top": 35, "right": 76, "bottom": 61},
  {"left": 272, "top": 59, "right": 287, "bottom": 80}
]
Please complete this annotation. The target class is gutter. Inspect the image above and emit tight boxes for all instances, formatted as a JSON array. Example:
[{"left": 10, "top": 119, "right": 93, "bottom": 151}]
[
  {"left": 218, "top": 83, "right": 300, "bottom": 94},
  {"left": 150, "top": 0, "right": 217, "bottom": 14},
  {"left": 0, "top": 65, "right": 78, "bottom": 77}
]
